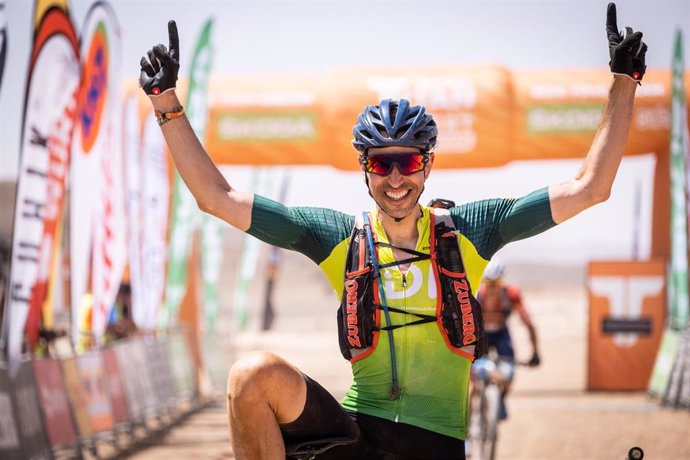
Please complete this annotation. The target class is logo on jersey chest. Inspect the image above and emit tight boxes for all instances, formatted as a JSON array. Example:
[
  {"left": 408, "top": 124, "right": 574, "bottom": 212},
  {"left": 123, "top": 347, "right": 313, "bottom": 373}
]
[
  {"left": 453, "top": 278, "right": 477, "bottom": 345},
  {"left": 382, "top": 264, "right": 437, "bottom": 300},
  {"left": 345, "top": 279, "right": 361, "bottom": 347}
]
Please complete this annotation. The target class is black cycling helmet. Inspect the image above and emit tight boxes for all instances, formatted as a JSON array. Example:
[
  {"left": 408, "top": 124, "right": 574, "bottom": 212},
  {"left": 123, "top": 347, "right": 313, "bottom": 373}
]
[{"left": 352, "top": 99, "right": 438, "bottom": 153}]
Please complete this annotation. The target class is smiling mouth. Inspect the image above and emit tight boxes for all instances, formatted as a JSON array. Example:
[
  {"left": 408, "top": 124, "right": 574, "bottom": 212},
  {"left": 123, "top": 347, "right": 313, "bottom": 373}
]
[{"left": 385, "top": 189, "right": 411, "bottom": 201}]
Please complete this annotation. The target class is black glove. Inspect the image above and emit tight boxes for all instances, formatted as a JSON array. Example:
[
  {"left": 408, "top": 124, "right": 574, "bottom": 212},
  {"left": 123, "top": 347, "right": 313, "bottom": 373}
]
[
  {"left": 606, "top": 3, "right": 647, "bottom": 82},
  {"left": 528, "top": 351, "right": 540, "bottom": 367},
  {"left": 139, "top": 20, "right": 180, "bottom": 96}
]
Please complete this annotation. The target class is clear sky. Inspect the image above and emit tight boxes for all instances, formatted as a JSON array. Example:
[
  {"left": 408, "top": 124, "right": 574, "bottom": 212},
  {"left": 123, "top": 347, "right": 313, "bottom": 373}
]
[{"left": 0, "top": 0, "right": 687, "bottom": 265}]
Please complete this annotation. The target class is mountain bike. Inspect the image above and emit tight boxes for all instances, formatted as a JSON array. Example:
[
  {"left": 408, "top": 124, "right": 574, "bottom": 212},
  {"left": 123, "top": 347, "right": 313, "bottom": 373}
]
[
  {"left": 465, "top": 355, "right": 646, "bottom": 460},
  {"left": 466, "top": 354, "right": 516, "bottom": 460}
]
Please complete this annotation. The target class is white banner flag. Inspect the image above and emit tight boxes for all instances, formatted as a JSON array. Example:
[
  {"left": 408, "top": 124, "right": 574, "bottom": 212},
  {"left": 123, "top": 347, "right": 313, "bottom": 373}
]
[
  {"left": 123, "top": 94, "right": 146, "bottom": 329},
  {"left": 139, "top": 115, "right": 170, "bottom": 330},
  {"left": 4, "top": 4, "right": 79, "bottom": 373},
  {"left": 80, "top": 2, "right": 126, "bottom": 343}
]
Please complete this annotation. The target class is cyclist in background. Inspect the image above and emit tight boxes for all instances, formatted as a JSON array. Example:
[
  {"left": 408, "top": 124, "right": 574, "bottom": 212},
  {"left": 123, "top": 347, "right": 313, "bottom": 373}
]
[{"left": 476, "top": 259, "right": 540, "bottom": 420}]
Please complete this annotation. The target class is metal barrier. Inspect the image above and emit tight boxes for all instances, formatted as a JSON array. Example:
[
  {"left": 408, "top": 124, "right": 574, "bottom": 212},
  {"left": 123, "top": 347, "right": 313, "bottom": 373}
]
[
  {"left": 11, "top": 360, "right": 53, "bottom": 459},
  {"left": 0, "top": 365, "right": 23, "bottom": 460},
  {"left": 101, "top": 348, "right": 129, "bottom": 426},
  {"left": 33, "top": 358, "right": 80, "bottom": 456},
  {"left": 0, "top": 330, "right": 202, "bottom": 459}
]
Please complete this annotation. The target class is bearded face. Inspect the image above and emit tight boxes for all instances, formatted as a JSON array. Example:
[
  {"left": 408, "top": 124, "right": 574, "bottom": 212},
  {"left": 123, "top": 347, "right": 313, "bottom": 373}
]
[
  {"left": 362, "top": 147, "right": 433, "bottom": 221},
  {"left": 369, "top": 170, "right": 425, "bottom": 220}
]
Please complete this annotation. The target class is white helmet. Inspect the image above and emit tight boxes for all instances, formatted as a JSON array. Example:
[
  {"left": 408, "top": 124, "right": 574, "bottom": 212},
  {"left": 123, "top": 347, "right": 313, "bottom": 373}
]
[{"left": 483, "top": 259, "right": 506, "bottom": 281}]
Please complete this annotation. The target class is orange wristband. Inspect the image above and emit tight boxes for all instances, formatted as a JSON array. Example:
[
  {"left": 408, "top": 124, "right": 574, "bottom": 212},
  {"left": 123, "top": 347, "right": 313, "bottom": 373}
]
[{"left": 155, "top": 106, "right": 185, "bottom": 126}]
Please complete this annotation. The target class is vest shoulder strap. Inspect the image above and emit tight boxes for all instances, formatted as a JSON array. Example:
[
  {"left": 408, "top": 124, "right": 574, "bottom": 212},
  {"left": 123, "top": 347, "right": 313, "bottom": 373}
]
[{"left": 428, "top": 206, "right": 455, "bottom": 228}]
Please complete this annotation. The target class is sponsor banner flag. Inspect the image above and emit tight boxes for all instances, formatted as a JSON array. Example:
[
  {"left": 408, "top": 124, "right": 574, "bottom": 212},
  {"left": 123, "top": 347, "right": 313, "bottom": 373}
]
[
  {"left": 678, "top": 330, "right": 690, "bottom": 406},
  {"left": 201, "top": 213, "right": 222, "bottom": 332},
  {"left": 2, "top": 1, "right": 79, "bottom": 374},
  {"left": 41, "top": 210, "right": 66, "bottom": 330},
  {"left": 161, "top": 18, "right": 214, "bottom": 329},
  {"left": 70, "top": 4, "right": 106, "bottom": 343},
  {"left": 232, "top": 168, "right": 282, "bottom": 329},
  {"left": 0, "top": 0, "right": 7, "bottom": 90},
  {"left": 79, "top": 2, "right": 126, "bottom": 344},
  {"left": 232, "top": 169, "right": 263, "bottom": 329},
  {"left": 123, "top": 93, "right": 146, "bottom": 328},
  {"left": 140, "top": 115, "right": 170, "bottom": 330},
  {"left": 661, "top": 328, "right": 689, "bottom": 406},
  {"left": 200, "top": 213, "right": 223, "bottom": 389},
  {"left": 668, "top": 29, "right": 690, "bottom": 330},
  {"left": 649, "top": 328, "right": 681, "bottom": 398},
  {"left": 648, "top": 30, "right": 690, "bottom": 401}
]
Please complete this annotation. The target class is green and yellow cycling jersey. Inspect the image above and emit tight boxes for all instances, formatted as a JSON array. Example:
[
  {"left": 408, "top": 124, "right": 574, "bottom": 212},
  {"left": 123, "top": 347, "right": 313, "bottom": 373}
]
[{"left": 247, "top": 187, "right": 555, "bottom": 440}]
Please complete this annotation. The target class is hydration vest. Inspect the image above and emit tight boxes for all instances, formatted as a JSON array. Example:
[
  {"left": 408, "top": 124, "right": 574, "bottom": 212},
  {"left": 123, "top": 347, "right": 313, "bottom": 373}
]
[{"left": 337, "top": 208, "right": 487, "bottom": 362}]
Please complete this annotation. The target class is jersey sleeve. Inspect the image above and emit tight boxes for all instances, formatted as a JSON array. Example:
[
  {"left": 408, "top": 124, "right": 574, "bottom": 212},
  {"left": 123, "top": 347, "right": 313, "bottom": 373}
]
[
  {"left": 451, "top": 187, "right": 555, "bottom": 261},
  {"left": 246, "top": 194, "right": 355, "bottom": 265}
]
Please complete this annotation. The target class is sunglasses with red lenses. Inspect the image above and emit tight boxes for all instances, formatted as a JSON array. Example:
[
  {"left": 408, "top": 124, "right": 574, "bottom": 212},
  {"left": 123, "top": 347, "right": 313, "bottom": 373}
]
[{"left": 360, "top": 152, "right": 429, "bottom": 176}]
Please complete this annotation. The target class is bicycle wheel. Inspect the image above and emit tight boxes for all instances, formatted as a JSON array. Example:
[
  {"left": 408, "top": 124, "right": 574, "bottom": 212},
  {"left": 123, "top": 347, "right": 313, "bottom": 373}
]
[
  {"left": 482, "top": 383, "right": 501, "bottom": 460},
  {"left": 467, "top": 381, "right": 499, "bottom": 460},
  {"left": 466, "top": 384, "right": 485, "bottom": 459}
]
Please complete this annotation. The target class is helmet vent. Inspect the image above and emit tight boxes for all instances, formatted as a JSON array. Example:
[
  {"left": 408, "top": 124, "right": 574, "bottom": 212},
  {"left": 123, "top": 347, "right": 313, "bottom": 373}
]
[{"left": 352, "top": 98, "right": 438, "bottom": 153}]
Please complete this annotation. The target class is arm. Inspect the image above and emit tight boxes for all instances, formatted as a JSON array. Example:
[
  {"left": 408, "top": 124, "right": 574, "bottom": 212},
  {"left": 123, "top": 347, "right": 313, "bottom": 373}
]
[
  {"left": 510, "top": 287, "right": 540, "bottom": 365},
  {"left": 548, "top": 76, "right": 637, "bottom": 224},
  {"left": 549, "top": 3, "right": 646, "bottom": 224},
  {"left": 515, "top": 300, "right": 539, "bottom": 360},
  {"left": 151, "top": 91, "right": 254, "bottom": 230},
  {"left": 140, "top": 21, "right": 253, "bottom": 231}
]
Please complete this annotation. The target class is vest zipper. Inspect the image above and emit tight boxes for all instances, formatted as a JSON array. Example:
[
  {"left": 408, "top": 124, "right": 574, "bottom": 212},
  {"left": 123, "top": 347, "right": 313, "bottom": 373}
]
[{"left": 396, "top": 271, "right": 409, "bottom": 422}]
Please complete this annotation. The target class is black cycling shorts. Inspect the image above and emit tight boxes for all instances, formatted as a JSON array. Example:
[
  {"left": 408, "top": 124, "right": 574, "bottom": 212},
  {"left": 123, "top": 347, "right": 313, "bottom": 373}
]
[{"left": 280, "top": 374, "right": 466, "bottom": 460}]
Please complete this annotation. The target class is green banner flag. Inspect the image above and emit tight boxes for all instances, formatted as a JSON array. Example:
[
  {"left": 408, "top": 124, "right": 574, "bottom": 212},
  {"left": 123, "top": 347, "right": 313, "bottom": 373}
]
[
  {"left": 201, "top": 213, "right": 223, "bottom": 332},
  {"left": 160, "top": 19, "right": 215, "bottom": 329},
  {"left": 232, "top": 169, "right": 264, "bottom": 329},
  {"left": 649, "top": 328, "right": 681, "bottom": 398},
  {"left": 232, "top": 168, "right": 285, "bottom": 329},
  {"left": 668, "top": 28, "right": 690, "bottom": 331},
  {"left": 649, "top": 28, "right": 690, "bottom": 400}
]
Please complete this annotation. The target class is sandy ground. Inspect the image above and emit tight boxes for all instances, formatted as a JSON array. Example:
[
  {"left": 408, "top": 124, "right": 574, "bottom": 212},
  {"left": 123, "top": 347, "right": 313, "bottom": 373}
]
[{"left": 128, "top": 245, "right": 690, "bottom": 460}]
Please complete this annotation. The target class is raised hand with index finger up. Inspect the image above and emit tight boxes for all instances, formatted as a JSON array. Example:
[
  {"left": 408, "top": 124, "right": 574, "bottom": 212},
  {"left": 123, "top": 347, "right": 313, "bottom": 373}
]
[
  {"left": 140, "top": 20, "right": 180, "bottom": 96},
  {"left": 606, "top": 2, "right": 647, "bottom": 82}
]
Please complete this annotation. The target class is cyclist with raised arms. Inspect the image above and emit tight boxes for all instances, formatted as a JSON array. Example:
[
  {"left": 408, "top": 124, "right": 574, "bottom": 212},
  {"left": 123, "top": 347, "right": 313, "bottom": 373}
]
[{"left": 139, "top": 3, "right": 646, "bottom": 459}]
